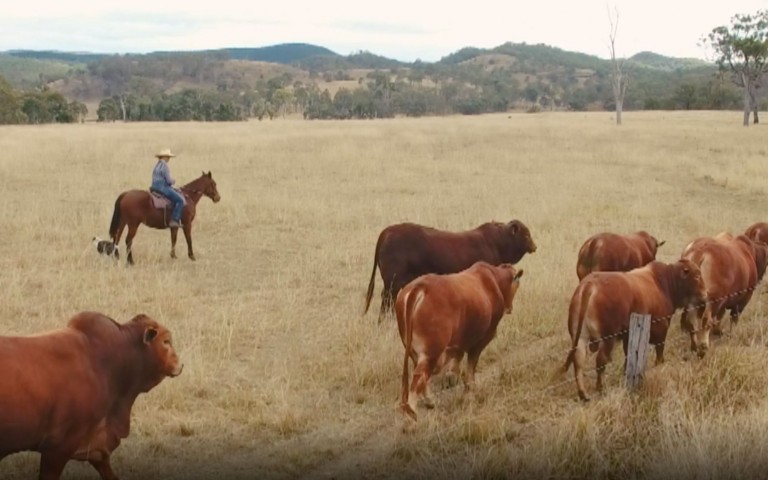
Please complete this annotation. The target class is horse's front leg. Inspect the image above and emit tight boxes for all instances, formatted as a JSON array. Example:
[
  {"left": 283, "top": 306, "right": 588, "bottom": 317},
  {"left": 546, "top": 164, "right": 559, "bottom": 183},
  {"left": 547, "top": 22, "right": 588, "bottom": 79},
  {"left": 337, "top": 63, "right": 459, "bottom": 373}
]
[
  {"left": 182, "top": 223, "right": 195, "bottom": 261},
  {"left": 170, "top": 227, "right": 179, "bottom": 259}
]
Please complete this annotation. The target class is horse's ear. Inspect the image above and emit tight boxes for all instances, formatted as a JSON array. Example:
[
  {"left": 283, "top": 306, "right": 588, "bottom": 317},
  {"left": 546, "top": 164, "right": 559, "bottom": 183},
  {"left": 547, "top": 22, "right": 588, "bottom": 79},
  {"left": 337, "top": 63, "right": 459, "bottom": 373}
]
[{"left": 206, "top": 171, "right": 212, "bottom": 178}]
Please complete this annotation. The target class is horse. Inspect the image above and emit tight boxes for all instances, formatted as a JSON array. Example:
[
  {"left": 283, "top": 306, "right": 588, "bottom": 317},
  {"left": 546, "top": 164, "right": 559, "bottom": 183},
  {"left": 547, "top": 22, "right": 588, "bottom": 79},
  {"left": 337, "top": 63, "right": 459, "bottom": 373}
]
[{"left": 107, "top": 171, "right": 221, "bottom": 265}]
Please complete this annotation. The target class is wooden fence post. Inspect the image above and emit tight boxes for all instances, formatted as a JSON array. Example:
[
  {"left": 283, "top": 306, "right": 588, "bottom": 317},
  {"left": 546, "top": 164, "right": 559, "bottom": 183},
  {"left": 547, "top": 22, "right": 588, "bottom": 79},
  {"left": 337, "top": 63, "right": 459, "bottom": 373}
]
[{"left": 626, "top": 312, "right": 651, "bottom": 391}]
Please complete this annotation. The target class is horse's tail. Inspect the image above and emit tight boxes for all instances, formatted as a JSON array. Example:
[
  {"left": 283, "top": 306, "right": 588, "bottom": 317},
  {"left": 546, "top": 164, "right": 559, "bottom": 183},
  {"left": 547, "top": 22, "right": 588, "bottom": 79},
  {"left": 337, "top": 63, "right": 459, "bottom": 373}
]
[
  {"left": 109, "top": 192, "right": 127, "bottom": 241},
  {"left": 363, "top": 230, "right": 385, "bottom": 315}
]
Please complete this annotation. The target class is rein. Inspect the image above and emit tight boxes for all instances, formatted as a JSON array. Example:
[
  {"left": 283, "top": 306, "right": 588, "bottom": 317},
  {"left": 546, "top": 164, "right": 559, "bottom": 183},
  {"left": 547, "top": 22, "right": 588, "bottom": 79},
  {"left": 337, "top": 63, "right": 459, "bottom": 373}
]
[{"left": 180, "top": 183, "right": 211, "bottom": 199}]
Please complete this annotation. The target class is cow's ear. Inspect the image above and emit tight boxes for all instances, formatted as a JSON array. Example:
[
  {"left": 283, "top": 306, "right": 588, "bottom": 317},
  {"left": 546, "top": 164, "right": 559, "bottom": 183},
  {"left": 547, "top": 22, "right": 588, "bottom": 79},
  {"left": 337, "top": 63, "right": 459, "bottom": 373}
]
[
  {"left": 508, "top": 222, "right": 519, "bottom": 235},
  {"left": 143, "top": 327, "right": 158, "bottom": 344}
]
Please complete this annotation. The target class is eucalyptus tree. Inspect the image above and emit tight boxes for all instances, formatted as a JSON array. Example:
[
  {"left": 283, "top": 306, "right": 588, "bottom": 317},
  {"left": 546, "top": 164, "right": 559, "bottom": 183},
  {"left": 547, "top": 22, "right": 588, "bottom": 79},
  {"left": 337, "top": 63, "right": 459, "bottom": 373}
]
[{"left": 702, "top": 10, "right": 768, "bottom": 126}]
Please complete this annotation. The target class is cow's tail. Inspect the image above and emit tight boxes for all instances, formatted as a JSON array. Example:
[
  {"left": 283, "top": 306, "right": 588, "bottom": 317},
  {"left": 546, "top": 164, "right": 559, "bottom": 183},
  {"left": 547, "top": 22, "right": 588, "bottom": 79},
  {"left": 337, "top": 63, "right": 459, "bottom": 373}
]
[
  {"left": 363, "top": 230, "right": 384, "bottom": 315},
  {"left": 109, "top": 192, "right": 127, "bottom": 242},
  {"left": 557, "top": 282, "right": 593, "bottom": 379},
  {"left": 400, "top": 285, "right": 422, "bottom": 421}
]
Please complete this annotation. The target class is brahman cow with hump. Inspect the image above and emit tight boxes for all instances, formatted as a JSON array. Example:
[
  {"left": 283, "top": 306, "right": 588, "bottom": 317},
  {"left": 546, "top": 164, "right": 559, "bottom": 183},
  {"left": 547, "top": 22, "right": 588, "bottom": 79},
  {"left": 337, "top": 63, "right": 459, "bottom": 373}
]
[
  {"left": 364, "top": 220, "right": 536, "bottom": 324},
  {"left": 681, "top": 232, "right": 768, "bottom": 337},
  {"left": 396, "top": 261, "right": 524, "bottom": 421},
  {"left": 576, "top": 230, "right": 665, "bottom": 280},
  {"left": 0, "top": 311, "right": 183, "bottom": 480},
  {"left": 562, "top": 258, "right": 708, "bottom": 401}
]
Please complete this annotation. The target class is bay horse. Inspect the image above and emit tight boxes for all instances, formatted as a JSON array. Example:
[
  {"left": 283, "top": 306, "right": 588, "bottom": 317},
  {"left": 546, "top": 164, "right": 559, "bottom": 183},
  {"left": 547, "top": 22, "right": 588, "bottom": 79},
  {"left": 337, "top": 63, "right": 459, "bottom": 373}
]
[{"left": 108, "top": 171, "right": 221, "bottom": 265}]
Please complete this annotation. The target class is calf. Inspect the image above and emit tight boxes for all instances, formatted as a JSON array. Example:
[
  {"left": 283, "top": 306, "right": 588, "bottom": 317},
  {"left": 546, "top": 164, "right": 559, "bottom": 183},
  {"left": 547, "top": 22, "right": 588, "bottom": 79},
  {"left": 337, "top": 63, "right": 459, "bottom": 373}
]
[
  {"left": 562, "top": 259, "right": 708, "bottom": 401},
  {"left": 396, "top": 261, "right": 524, "bottom": 421},
  {"left": 576, "top": 230, "right": 665, "bottom": 280}
]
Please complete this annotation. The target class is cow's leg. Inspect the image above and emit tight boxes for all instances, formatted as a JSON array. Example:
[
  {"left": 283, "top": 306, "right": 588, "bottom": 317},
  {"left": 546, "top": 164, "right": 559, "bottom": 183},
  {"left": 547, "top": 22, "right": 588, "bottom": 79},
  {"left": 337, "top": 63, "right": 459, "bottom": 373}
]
[
  {"left": 711, "top": 306, "right": 726, "bottom": 337},
  {"left": 423, "top": 353, "right": 451, "bottom": 408},
  {"left": 464, "top": 348, "right": 483, "bottom": 392},
  {"left": 89, "top": 457, "right": 118, "bottom": 480},
  {"left": 595, "top": 338, "right": 614, "bottom": 395},
  {"left": 443, "top": 350, "right": 464, "bottom": 389},
  {"left": 409, "top": 357, "right": 434, "bottom": 413},
  {"left": 39, "top": 451, "right": 70, "bottom": 480},
  {"left": 622, "top": 335, "right": 629, "bottom": 373},
  {"left": 654, "top": 343, "right": 665, "bottom": 365},
  {"left": 170, "top": 227, "right": 179, "bottom": 259},
  {"left": 377, "top": 287, "right": 393, "bottom": 324},
  {"left": 730, "top": 305, "right": 744, "bottom": 331},
  {"left": 574, "top": 339, "right": 590, "bottom": 402},
  {"left": 125, "top": 223, "right": 139, "bottom": 266}
]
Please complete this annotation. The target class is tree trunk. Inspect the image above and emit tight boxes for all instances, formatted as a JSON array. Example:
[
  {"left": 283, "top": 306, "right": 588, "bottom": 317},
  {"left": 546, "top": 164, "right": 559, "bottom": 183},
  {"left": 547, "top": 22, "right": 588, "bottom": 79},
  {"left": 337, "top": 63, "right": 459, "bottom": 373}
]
[
  {"left": 616, "top": 99, "right": 623, "bottom": 126},
  {"left": 743, "top": 87, "right": 751, "bottom": 126},
  {"left": 119, "top": 95, "right": 127, "bottom": 122},
  {"left": 743, "top": 75, "right": 752, "bottom": 126},
  {"left": 750, "top": 84, "right": 759, "bottom": 124}
]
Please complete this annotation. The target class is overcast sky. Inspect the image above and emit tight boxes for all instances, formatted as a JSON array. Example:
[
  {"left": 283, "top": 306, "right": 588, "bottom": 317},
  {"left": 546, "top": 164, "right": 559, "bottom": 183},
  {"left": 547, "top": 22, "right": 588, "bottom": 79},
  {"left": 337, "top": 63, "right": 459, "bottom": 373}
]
[{"left": 1, "top": 1, "right": 766, "bottom": 62}]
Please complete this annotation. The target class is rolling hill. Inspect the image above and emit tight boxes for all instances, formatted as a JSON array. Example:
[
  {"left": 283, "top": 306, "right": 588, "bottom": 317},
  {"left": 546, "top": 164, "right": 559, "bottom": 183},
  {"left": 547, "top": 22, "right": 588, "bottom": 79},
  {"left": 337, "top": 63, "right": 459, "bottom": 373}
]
[{"left": 0, "top": 41, "right": 730, "bottom": 121}]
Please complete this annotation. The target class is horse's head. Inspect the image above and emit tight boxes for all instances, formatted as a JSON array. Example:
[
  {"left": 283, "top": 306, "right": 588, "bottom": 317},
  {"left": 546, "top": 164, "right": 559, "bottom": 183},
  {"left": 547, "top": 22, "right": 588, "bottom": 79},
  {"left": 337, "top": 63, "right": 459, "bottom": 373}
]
[{"left": 199, "top": 171, "right": 221, "bottom": 203}]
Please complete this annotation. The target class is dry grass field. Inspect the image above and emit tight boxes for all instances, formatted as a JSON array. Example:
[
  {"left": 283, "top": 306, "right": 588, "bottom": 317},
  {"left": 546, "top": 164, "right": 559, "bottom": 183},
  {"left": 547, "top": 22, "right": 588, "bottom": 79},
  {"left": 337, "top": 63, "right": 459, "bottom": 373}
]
[{"left": 3, "top": 111, "right": 768, "bottom": 479}]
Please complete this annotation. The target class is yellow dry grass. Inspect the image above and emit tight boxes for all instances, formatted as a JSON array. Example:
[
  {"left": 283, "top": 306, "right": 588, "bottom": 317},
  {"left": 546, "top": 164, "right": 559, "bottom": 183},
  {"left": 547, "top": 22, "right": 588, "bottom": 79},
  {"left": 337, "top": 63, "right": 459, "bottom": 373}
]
[{"left": 2, "top": 111, "right": 768, "bottom": 479}]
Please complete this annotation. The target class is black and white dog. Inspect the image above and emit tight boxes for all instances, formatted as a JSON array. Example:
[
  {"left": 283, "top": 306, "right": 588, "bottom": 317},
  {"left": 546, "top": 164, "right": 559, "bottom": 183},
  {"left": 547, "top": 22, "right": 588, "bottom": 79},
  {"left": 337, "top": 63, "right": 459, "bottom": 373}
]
[{"left": 92, "top": 236, "right": 119, "bottom": 259}]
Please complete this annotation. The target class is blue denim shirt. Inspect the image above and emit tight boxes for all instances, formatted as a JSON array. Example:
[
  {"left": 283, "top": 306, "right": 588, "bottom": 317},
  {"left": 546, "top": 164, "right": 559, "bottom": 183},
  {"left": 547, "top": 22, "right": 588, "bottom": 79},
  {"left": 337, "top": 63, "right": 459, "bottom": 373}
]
[{"left": 151, "top": 160, "right": 175, "bottom": 190}]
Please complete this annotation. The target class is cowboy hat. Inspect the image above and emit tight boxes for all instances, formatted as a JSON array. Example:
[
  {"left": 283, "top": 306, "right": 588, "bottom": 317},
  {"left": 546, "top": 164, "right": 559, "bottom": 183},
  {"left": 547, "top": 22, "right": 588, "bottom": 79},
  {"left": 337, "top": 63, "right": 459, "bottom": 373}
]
[{"left": 155, "top": 148, "right": 176, "bottom": 158}]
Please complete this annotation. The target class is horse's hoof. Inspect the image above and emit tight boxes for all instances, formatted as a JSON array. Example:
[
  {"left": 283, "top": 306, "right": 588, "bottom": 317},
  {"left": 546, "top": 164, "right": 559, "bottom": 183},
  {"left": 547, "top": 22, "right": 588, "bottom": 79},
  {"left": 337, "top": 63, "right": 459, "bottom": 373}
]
[{"left": 189, "top": 256, "right": 196, "bottom": 261}]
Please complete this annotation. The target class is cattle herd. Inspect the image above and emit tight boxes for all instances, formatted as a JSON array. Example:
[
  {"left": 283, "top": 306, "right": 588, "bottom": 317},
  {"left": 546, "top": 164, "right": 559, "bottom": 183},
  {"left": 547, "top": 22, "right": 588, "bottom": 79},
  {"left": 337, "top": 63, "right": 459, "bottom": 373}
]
[
  {"left": 363, "top": 220, "right": 768, "bottom": 417},
  {"left": 3, "top": 218, "right": 768, "bottom": 479}
]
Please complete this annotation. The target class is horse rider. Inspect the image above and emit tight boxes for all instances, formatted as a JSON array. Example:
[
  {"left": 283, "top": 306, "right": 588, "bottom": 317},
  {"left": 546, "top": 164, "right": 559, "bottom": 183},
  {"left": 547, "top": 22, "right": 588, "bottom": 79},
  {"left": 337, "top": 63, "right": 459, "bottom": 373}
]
[{"left": 150, "top": 148, "right": 185, "bottom": 228}]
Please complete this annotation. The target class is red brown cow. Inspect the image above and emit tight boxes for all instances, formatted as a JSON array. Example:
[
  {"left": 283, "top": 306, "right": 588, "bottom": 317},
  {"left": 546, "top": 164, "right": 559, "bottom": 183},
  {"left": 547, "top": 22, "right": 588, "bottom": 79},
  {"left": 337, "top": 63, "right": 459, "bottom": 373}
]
[
  {"left": 681, "top": 232, "right": 768, "bottom": 336},
  {"left": 576, "top": 230, "right": 665, "bottom": 280},
  {"left": 364, "top": 220, "right": 536, "bottom": 324},
  {"left": 561, "top": 259, "right": 709, "bottom": 401},
  {"left": 396, "top": 261, "right": 524, "bottom": 421},
  {"left": 0, "top": 312, "right": 183, "bottom": 480},
  {"left": 745, "top": 222, "right": 768, "bottom": 244}
]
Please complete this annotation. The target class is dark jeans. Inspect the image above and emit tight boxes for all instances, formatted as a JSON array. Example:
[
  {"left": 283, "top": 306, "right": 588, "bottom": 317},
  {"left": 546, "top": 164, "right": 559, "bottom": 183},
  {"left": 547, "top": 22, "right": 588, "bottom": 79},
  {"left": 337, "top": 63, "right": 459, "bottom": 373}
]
[{"left": 154, "top": 185, "right": 185, "bottom": 222}]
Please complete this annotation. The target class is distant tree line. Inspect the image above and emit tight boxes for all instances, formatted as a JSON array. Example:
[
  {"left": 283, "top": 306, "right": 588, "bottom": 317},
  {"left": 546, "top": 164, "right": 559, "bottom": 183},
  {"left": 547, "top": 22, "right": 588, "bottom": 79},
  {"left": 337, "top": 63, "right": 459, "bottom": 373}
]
[
  {"left": 95, "top": 66, "right": 747, "bottom": 123},
  {"left": 0, "top": 75, "right": 87, "bottom": 124},
  {"left": 0, "top": 44, "right": 755, "bottom": 124}
]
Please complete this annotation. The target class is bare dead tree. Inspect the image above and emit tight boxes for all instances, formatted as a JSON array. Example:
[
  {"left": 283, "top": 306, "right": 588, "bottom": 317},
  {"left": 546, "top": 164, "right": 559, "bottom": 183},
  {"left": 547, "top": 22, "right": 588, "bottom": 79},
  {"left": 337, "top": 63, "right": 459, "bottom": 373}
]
[{"left": 608, "top": 6, "right": 629, "bottom": 126}]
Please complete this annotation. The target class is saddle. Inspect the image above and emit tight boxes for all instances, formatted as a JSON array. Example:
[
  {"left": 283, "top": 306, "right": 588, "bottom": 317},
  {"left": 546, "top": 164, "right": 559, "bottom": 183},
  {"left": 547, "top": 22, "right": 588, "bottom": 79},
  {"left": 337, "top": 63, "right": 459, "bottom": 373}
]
[
  {"left": 148, "top": 188, "right": 183, "bottom": 209},
  {"left": 149, "top": 191, "right": 170, "bottom": 209}
]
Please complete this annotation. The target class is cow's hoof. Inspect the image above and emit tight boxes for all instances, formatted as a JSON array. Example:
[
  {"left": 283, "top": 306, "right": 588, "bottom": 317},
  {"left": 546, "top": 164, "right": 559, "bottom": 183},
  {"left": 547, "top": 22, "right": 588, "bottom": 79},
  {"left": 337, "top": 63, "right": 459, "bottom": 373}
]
[
  {"left": 189, "top": 255, "right": 196, "bottom": 261},
  {"left": 442, "top": 372, "right": 460, "bottom": 389},
  {"left": 400, "top": 404, "right": 417, "bottom": 422}
]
